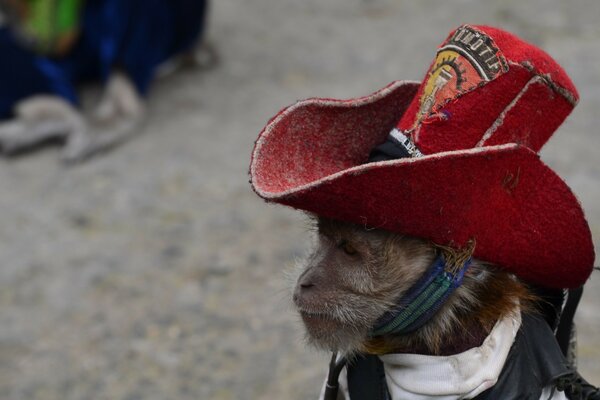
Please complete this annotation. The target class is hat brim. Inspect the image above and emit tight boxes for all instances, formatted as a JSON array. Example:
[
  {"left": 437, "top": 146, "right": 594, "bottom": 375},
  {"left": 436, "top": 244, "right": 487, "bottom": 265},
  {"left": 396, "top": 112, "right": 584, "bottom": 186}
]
[{"left": 250, "top": 81, "right": 594, "bottom": 288}]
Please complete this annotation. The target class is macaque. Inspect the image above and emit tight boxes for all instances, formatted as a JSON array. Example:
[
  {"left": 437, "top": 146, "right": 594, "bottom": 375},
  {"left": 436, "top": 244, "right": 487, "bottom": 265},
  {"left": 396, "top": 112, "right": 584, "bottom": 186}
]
[
  {"left": 293, "top": 217, "right": 532, "bottom": 356},
  {"left": 249, "top": 22, "right": 599, "bottom": 400}
]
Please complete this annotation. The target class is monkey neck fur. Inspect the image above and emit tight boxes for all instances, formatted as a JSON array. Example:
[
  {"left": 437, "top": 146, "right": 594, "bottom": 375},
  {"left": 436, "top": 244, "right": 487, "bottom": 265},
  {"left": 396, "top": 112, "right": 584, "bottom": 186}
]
[
  {"left": 362, "top": 261, "right": 534, "bottom": 356},
  {"left": 295, "top": 217, "right": 536, "bottom": 358}
]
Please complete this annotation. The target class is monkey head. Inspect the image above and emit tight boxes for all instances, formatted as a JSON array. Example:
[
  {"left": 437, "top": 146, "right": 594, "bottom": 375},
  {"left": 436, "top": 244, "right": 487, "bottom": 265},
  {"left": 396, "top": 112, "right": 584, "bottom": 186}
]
[
  {"left": 293, "top": 217, "right": 437, "bottom": 353},
  {"left": 292, "top": 217, "right": 531, "bottom": 356}
]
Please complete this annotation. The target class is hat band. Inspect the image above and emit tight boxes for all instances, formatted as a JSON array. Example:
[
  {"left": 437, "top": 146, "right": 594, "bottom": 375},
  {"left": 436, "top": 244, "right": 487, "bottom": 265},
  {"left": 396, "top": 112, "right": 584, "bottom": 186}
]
[
  {"left": 370, "top": 254, "right": 470, "bottom": 336},
  {"left": 368, "top": 128, "right": 423, "bottom": 162}
]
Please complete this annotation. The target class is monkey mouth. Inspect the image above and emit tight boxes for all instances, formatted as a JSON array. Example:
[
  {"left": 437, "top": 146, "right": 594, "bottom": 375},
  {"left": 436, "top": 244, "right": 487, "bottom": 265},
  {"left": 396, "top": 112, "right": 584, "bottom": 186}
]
[
  {"left": 295, "top": 298, "right": 360, "bottom": 325},
  {"left": 299, "top": 309, "right": 342, "bottom": 333},
  {"left": 293, "top": 294, "right": 335, "bottom": 318},
  {"left": 297, "top": 307, "right": 369, "bottom": 352},
  {"left": 296, "top": 305, "right": 349, "bottom": 330},
  {"left": 294, "top": 297, "right": 358, "bottom": 330},
  {"left": 297, "top": 308, "right": 332, "bottom": 319},
  {"left": 297, "top": 307, "right": 336, "bottom": 322}
]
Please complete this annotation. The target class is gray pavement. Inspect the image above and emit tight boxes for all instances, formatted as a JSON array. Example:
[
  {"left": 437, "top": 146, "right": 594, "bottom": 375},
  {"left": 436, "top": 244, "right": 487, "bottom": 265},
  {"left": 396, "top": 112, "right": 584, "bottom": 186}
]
[{"left": 1, "top": 0, "right": 599, "bottom": 399}]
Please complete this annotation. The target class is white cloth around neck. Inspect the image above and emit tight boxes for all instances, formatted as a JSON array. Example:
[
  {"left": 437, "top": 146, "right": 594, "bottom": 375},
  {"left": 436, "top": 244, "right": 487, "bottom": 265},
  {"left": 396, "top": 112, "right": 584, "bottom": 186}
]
[{"left": 378, "top": 311, "right": 521, "bottom": 400}]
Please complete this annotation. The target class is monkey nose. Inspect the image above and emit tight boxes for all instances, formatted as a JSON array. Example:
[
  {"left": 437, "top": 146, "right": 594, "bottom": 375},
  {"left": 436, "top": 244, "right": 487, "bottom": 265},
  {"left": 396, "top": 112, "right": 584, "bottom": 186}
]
[
  {"left": 293, "top": 277, "right": 316, "bottom": 305},
  {"left": 298, "top": 275, "right": 315, "bottom": 290},
  {"left": 294, "top": 276, "right": 315, "bottom": 303}
]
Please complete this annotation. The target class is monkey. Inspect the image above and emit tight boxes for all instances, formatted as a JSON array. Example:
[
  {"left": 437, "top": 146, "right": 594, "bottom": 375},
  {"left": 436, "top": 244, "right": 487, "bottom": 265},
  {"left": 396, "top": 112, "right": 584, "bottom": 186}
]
[
  {"left": 293, "top": 217, "right": 532, "bottom": 358},
  {"left": 246, "top": 24, "right": 600, "bottom": 398},
  {"left": 290, "top": 216, "right": 600, "bottom": 399}
]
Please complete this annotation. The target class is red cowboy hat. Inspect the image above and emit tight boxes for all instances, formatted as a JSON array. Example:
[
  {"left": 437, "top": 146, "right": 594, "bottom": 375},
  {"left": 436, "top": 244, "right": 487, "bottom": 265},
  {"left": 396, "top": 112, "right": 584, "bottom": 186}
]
[{"left": 250, "top": 24, "right": 594, "bottom": 289}]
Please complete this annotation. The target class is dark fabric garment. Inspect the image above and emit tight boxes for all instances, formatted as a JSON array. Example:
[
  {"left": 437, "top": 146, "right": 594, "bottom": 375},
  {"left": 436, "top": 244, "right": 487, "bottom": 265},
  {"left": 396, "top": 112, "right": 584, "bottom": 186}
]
[
  {"left": 473, "top": 313, "right": 570, "bottom": 400},
  {"left": 368, "top": 137, "right": 411, "bottom": 162},
  {"left": 347, "top": 314, "right": 576, "bottom": 400},
  {"left": 0, "top": 0, "right": 208, "bottom": 119},
  {"left": 347, "top": 354, "right": 390, "bottom": 400}
]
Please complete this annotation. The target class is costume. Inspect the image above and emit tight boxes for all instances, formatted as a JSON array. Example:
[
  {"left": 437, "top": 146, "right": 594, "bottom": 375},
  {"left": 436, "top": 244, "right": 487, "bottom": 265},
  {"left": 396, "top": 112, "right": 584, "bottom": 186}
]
[
  {"left": 249, "top": 24, "right": 598, "bottom": 399},
  {"left": 0, "top": 0, "right": 208, "bottom": 119},
  {"left": 320, "top": 312, "right": 574, "bottom": 400}
]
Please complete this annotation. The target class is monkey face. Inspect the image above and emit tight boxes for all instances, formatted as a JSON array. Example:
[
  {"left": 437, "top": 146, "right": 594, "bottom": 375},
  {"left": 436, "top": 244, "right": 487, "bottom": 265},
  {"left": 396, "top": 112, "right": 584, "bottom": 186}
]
[{"left": 292, "top": 217, "right": 435, "bottom": 353}]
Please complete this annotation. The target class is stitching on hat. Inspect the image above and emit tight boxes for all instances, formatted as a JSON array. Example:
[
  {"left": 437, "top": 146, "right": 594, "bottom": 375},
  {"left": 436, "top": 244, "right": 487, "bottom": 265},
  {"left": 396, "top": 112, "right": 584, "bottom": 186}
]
[
  {"left": 539, "top": 73, "right": 578, "bottom": 106},
  {"left": 520, "top": 61, "right": 578, "bottom": 106},
  {"left": 476, "top": 75, "right": 544, "bottom": 147}
]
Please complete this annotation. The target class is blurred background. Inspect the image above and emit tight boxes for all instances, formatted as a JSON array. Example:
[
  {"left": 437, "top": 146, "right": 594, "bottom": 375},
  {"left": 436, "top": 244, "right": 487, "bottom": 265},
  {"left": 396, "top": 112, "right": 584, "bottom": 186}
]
[{"left": 0, "top": 0, "right": 599, "bottom": 399}]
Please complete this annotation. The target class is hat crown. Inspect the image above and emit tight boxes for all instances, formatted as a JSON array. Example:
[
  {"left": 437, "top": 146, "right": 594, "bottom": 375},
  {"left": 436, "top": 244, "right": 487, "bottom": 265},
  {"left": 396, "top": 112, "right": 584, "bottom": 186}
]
[{"left": 397, "top": 25, "right": 579, "bottom": 155}]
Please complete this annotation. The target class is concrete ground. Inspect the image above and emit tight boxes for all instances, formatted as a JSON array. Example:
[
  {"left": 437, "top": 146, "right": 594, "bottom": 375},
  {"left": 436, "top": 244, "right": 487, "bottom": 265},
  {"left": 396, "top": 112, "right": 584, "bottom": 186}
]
[{"left": 1, "top": 0, "right": 599, "bottom": 399}]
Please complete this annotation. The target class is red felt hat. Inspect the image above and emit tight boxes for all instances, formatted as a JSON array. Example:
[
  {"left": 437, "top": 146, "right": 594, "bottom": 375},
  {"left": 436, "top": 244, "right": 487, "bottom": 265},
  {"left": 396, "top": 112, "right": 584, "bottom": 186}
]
[{"left": 250, "top": 24, "right": 595, "bottom": 289}]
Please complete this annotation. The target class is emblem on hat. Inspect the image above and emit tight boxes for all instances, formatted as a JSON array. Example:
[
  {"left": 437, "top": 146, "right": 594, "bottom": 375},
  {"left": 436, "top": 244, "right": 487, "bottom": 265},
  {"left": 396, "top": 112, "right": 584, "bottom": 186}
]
[{"left": 412, "top": 25, "right": 509, "bottom": 130}]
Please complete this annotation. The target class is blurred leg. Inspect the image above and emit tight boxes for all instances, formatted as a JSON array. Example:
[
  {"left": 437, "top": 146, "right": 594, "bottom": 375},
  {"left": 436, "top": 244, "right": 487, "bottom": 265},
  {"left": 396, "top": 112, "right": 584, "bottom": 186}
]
[
  {"left": 62, "top": 70, "right": 145, "bottom": 163},
  {"left": 0, "top": 96, "right": 84, "bottom": 154}
]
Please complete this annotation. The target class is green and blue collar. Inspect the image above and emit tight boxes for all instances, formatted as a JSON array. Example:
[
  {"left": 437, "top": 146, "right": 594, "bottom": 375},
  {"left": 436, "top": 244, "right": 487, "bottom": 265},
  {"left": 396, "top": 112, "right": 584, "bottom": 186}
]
[{"left": 371, "top": 254, "right": 471, "bottom": 336}]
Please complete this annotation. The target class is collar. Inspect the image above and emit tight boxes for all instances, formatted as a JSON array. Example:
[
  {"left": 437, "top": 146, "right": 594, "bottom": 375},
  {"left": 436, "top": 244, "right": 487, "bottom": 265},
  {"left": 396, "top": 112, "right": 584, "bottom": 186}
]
[{"left": 371, "top": 254, "right": 471, "bottom": 336}]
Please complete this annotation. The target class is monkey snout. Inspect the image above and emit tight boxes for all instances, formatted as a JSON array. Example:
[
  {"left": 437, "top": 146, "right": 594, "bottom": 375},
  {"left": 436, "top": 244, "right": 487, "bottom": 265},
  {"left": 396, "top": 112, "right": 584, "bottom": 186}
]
[
  {"left": 298, "top": 273, "right": 316, "bottom": 290},
  {"left": 300, "top": 281, "right": 315, "bottom": 290},
  {"left": 293, "top": 275, "right": 318, "bottom": 305}
]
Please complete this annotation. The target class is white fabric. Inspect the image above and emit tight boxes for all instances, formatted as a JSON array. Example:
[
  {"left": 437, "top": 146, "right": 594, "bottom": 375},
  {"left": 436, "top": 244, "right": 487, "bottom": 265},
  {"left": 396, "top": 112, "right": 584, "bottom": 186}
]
[
  {"left": 319, "top": 311, "right": 568, "bottom": 399},
  {"left": 379, "top": 312, "right": 521, "bottom": 399},
  {"left": 541, "top": 387, "right": 568, "bottom": 400}
]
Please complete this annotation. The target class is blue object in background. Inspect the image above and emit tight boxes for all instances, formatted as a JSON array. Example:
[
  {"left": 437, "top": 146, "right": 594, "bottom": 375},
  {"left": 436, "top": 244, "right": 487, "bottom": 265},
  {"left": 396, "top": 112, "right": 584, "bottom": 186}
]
[{"left": 0, "top": 0, "right": 208, "bottom": 119}]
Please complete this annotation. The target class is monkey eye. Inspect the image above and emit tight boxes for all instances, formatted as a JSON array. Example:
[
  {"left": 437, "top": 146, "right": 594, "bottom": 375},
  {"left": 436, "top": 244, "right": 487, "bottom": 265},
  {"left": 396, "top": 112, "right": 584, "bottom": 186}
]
[{"left": 339, "top": 240, "right": 358, "bottom": 256}]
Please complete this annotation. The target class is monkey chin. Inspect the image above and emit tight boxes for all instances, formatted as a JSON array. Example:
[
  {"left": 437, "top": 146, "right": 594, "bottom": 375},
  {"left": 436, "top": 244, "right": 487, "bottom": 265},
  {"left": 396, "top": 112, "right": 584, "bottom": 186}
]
[{"left": 298, "top": 310, "right": 371, "bottom": 354}]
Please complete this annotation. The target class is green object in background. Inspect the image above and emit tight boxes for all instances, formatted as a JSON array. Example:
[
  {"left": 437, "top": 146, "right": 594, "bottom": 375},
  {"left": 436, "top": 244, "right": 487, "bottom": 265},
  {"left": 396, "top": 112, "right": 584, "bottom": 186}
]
[{"left": 22, "top": 0, "right": 85, "bottom": 55}]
